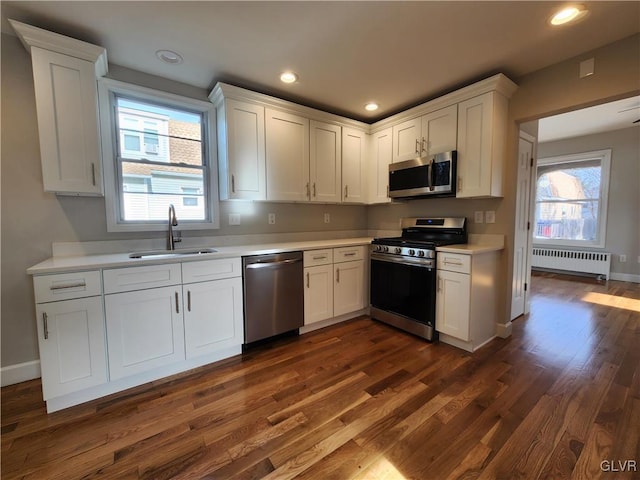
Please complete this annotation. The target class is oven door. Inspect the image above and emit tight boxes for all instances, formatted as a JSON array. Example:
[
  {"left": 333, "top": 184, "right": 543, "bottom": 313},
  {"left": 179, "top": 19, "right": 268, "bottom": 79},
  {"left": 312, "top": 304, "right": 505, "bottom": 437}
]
[{"left": 370, "top": 254, "right": 436, "bottom": 328}]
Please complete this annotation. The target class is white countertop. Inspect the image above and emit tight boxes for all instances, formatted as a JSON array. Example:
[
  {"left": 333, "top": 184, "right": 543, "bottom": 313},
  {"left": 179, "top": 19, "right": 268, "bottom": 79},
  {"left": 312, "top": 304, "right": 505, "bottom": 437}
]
[
  {"left": 27, "top": 237, "right": 373, "bottom": 275},
  {"left": 436, "top": 243, "right": 504, "bottom": 255}
]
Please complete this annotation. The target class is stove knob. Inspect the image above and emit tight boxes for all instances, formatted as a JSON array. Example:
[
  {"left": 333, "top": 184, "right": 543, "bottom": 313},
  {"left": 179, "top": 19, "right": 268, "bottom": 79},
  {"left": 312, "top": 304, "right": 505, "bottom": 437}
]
[
  {"left": 375, "top": 245, "right": 382, "bottom": 252},
  {"left": 418, "top": 250, "right": 425, "bottom": 257},
  {"left": 408, "top": 249, "right": 415, "bottom": 256},
  {"left": 395, "top": 247, "right": 402, "bottom": 254},
  {"left": 383, "top": 246, "right": 389, "bottom": 253}
]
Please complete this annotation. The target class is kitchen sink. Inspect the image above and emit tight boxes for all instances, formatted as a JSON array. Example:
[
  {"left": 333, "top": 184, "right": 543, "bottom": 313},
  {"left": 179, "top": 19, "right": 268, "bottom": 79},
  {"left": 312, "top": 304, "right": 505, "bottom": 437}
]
[{"left": 128, "top": 248, "right": 218, "bottom": 259}]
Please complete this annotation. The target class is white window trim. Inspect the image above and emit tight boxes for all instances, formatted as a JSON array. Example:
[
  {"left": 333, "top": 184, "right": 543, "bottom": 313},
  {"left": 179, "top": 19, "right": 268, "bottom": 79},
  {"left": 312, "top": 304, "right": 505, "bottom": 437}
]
[
  {"left": 533, "top": 149, "right": 611, "bottom": 249},
  {"left": 97, "top": 78, "right": 220, "bottom": 232}
]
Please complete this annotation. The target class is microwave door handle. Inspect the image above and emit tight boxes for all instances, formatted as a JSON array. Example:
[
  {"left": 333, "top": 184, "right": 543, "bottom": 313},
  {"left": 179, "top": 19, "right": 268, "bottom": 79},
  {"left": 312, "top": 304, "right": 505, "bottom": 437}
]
[{"left": 429, "top": 159, "right": 435, "bottom": 191}]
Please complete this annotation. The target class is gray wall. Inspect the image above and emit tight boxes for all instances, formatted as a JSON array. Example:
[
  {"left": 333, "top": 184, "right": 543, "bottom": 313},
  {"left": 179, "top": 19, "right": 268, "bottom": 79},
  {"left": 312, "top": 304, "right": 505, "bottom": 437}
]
[
  {"left": 2, "top": 31, "right": 639, "bottom": 369},
  {"left": 537, "top": 127, "right": 640, "bottom": 277},
  {"left": 0, "top": 33, "right": 366, "bottom": 367}
]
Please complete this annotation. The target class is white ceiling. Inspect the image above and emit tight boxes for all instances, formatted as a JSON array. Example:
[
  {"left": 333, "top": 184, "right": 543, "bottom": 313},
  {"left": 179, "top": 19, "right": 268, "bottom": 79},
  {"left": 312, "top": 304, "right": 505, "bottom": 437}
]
[
  {"left": 1, "top": 1, "right": 639, "bottom": 128},
  {"left": 538, "top": 96, "right": 640, "bottom": 143}
]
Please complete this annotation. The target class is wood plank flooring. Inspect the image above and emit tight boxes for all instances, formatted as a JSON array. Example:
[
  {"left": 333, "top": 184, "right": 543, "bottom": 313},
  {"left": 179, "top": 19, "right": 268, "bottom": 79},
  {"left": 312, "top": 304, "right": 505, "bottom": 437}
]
[{"left": 2, "top": 272, "right": 639, "bottom": 479}]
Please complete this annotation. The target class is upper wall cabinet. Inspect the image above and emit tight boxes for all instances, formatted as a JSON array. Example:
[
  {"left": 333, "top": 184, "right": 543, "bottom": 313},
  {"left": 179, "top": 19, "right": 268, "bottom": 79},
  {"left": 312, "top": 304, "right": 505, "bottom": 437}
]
[
  {"left": 369, "top": 127, "right": 392, "bottom": 204},
  {"left": 342, "top": 127, "right": 367, "bottom": 203},
  {"left": 391, "top": 105, "right": 457, "bottom": 163},
  {"left": 215, "top": 98, "right": 266, "bottom": 200},
  {"left": 456, "top": 91, "right": 509, "bottom": 198},
  {"left": 265, "top": 108, "right": 310, "bottom": 202},
  {"left": 9, "top": 20, "right": 107, "bottom": 196},
  {"left": 310, "top": 121, "right": 342, "bottom": 203}
]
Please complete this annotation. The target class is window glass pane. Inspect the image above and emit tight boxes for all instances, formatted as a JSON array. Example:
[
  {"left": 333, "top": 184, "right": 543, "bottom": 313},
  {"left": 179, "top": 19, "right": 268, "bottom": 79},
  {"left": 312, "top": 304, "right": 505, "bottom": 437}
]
[
  {"left": 123, "top": 134, "right": 141, "bottom": 151},
  {"left": 534, "top": 159, "right": 603, "bottom": 243}
]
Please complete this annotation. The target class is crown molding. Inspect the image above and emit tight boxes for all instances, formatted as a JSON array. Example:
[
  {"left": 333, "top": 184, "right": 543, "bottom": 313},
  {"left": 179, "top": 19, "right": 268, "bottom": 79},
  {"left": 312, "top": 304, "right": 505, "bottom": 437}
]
[{"left": 8, "top": 19, "right": 108, "bottom": 77}]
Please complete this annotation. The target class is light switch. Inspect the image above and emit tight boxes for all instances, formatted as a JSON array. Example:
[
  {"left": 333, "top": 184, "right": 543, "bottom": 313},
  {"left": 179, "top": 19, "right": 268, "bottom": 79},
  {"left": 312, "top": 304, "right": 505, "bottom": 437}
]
[
  {"left": 228, "top": 214, "right": 241, "bottom": 225},
  {"left": 268, "top": 213, "right": 276, "bottom": 225},
  {"left": 474, "top": 211, "right": 484, "bottom": 223},
  {"left": 324, "top": 213, "right": 331, "bottom": 224}
]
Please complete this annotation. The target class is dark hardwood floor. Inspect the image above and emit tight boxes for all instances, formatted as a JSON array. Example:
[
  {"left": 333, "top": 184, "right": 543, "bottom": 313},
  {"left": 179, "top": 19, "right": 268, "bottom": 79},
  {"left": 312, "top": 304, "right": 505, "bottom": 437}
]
[{"left": 2, "top": 272, "right": 639, "bottom": 479}]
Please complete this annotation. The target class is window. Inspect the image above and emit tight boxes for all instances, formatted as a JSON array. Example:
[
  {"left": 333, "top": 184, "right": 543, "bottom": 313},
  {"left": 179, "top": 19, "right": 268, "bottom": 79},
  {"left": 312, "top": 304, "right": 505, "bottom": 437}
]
[
  {"left": 98, "top": 79, "right": 219, "bottom": 232},
  {"left": 534, "top": 149, "right": 611, "bottom": 248}
]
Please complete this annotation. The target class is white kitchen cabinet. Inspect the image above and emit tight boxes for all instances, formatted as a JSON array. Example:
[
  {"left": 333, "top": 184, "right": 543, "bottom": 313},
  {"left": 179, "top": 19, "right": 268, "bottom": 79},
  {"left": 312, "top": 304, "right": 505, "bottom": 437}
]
[
  {"left": 182, "top": 257, "right": 243, "bottom": 359},
  {"left": 436, "top": 269, "right": 471, "bottom": 341},
  {"left": 391, "top": 105, "right": 457, "bottom": 163},
  {"left": 436, "top": 250, "right": 500, "bottom": 352},
  {"left": 216, "top": 98, "right": 266, "bottom": 200},
  {"left": 304, "top": 264, "right": 334, "bottom": 325},
  {"left": 368, "top": 127, "right": 392, "bottom": 204},
  {"left": 334, "top": 260, "right": 365, "bottom": 316},
  {"left": 105, "top": 286, "right": 185, "bottom": 381},
  {"left": 310, "top": 121, "right": 342, "bottom": 203},
  {"left": 265, "top": 108, "right": 310, "bottom": 201},
  {"left": 35, "top": 296, "right": 107, "bottom": 400},
  {"left": 10, "top": 20, "right": 107, "bottom": 196},
  {"left": 342, "top": 127, "right": 367, "bottom": 203},
  {"left": 456, "top": 92, "right": 508, "bottom": 198}
]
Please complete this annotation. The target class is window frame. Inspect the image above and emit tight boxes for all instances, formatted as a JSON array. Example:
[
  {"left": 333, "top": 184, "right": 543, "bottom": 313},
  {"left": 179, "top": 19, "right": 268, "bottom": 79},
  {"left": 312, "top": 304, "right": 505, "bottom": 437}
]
[
  {"left": 98, "top": 78, "right": 219, "bottom": 232},
  {"left": 533, "top": 149, "right": 611, "bottom": 249}
]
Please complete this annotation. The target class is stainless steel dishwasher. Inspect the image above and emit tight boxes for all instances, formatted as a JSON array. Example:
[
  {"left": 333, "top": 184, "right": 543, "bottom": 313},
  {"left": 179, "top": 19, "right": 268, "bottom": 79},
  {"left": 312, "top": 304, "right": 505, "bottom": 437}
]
[{"left": 242, "top": 251, "right": 304, "bottom": 344}]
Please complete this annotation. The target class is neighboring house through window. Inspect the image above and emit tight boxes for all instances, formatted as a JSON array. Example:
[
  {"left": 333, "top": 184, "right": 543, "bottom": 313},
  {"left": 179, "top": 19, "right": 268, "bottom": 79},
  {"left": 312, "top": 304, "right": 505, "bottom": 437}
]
[
  {"left": 534, "top": 149, "right": 611, "bottom": 248},
  {"left": 98, "top": 79, "right": 219, "bottom": 232}
]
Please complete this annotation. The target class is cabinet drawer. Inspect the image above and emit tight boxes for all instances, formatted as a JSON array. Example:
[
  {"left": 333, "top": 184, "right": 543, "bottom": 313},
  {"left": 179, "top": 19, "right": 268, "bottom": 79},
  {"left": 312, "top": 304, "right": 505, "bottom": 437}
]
[
  {"left": 34, "top": 271, "right": 102, "bottom": 303},
  {"left": 333, "top": 245, "right": 366, "bottom": 263},
  {"left": 437, "top": 252, "right": 471, "bottom": 274},
  {"left": 304, "top": 249, "right": 333, "bottom": 267},
  {"left": 182, "top": 257, "right": 242, "bottom": 284},
  {"left": 103, "top": 263, "right": 182, "bottom": 294}
]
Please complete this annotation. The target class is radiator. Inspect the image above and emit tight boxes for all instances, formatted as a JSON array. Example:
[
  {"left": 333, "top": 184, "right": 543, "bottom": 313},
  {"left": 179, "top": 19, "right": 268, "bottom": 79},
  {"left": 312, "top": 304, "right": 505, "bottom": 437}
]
[{"left": 531, "top": 247, "right": 611, "bottom": 279}]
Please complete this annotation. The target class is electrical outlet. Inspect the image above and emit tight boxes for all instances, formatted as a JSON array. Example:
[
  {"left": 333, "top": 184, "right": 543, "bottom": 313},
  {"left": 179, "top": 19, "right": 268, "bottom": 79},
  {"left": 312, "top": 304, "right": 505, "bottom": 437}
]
[
  {"left": 228, "top": 214, "right": 241, "bottom": 225},
  {"left": 324, "top": 213, "right": 331, "bottom": 224},
  {"left": 619, "top": 254, "right": 627, "bottom": 263},
  {"left": 485, "top": 211, "right": 496, "bottom": 224},
  {"left": 474, "top": 211, "right": 484, "bottom": 223},
  {"left": 268, "top": 213, "right": 276, "bottom": 225}
]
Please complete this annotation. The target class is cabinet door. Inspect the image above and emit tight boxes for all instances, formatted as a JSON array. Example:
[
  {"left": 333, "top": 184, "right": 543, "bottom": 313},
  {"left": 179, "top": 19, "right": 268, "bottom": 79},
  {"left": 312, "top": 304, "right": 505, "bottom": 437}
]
[
  {"left": 391, "top": 117, "right": 421, "bottom": 163},
  {"left": 221, "top": 99, "right": 266, "bottom": 200},
  {"left": 304, "top": 265, "right": 334, "bottom": 325},
  {"left": 342, "top": 127, "right": 366, "bottom": 203},
  {"left": 456, "top": 92, "right": 498, "bottom": 198},
  {"left": 105, "top": 286, "right": 185, "bottom": 380},
  {"left": 334, "top": 260, "right": 365, "bottom": 316},
  {"left": 369, "top": 128, "right": 392, "bottom": 204},
  {"left": 265, "top": 109, "right": 309, "bottom": 201},
  {"left": 35, "top": 297, "right": 107, "bottom": 399},
  {"left": 31, "top": 48, "right": 103, "bottom": 195},
  {"left": 421, "top": 105, "right": 457, "bottom": 156},
  {"left": 309, "top": 121, "right": 341, "bottom": 203},
  {"left": 183, "top": 278, "right": 243, "bottom": 358},
  {"left": 436, "top": 270, "right": 471, "bottom": 341}
]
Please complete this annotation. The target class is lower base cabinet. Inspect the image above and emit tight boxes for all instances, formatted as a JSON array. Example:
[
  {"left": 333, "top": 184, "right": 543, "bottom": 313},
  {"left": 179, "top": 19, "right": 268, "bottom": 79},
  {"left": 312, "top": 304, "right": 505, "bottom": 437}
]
[
  {"left": 35, "top": 296, "right": 107, "bottom": 400},
  {"left": 304, "top": 264, "right": 334, "bottom": 325},
  {"left": 183, "top": 277, "right": 243, "bottom": 358},
  {"left": 105, "top": 286, "right": 185, "bottom": 381},
  {"left": 436, "top": 269, "right": 471, "bottom": 341},
  {"left": 333, "top": 260, "right": 365, "bottom": 316}
]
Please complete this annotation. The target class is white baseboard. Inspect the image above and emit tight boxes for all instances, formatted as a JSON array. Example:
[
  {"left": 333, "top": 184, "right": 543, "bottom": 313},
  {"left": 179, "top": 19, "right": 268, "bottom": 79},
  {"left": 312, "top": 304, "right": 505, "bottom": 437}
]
[
  {"left": 496, "top": 321, "right": 513, "bottom": 338},
  {"left": 1, "top": 360, "right": 41, "bottom": 387},
  {"left": 609, "top": 272, "right": 640, "bottom": 283}
]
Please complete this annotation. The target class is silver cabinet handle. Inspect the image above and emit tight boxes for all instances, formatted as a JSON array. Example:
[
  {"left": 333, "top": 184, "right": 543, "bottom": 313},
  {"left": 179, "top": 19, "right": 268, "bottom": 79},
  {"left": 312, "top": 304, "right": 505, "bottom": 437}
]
[
  {"left": 175, "top": 292, "right": 180, "bottom": 313},
  {"left": 42, "top": 312, "right": 49, "bottom": 340},
  {"left": 438, "top": 278, "right": 443, "bottom": 292},
  {"left": 336, "top": 268, "right": 340, "bottom": 283},
  {"left": 344, "top": 185, "right": 348, "bottom": 198},
  {"left": 91, "top": 163, "right": 96, "bottom": 186},
  {"left": 313, "top": 182, "right": 316, "bottom": 198},
  {"left": 306, "top": 272, "right": 310, "bottom": 288},
  {"left": 231, "top": 174, "right": 235, "bottom": 193},
  {"left": 443, "top": 259, "right": 463, "bottom": 266},
  {"left": 422, "top": 138, "right": 427, "bottom": 154},
  {"left": 344, "top": 252, "right": 356, "bottom": 257},
  {"left": 187, "top": 290, "right": 191, "bottom": 312},
  {"left": 306, "top": 182, "right": 310, "bottom": 199},
  {"left": 415, "top": 139, "right": 420, "bottom": 155},
  {"left": 50, "top": 282, "right": 86, "bottom": 290},
  {"left": 312, "top": 255, "right": 327, "bottom": 260}
]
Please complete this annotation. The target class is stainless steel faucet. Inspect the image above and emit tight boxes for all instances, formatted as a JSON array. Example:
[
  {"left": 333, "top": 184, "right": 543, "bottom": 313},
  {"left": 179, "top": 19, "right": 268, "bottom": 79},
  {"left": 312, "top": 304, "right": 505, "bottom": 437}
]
[{"left": 167, "top": 204, "right": 181, "bottom": 250}]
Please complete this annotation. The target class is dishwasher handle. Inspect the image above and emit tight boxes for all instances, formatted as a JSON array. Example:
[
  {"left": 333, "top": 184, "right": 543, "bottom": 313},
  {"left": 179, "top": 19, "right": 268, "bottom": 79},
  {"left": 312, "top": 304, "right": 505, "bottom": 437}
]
[{"left": 245, "top": 258, "right": 302, "bottom": 269}]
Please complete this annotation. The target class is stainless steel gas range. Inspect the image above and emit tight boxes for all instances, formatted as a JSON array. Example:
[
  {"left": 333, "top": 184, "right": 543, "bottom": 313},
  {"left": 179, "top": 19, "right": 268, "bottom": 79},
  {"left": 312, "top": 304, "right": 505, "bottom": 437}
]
[{"left": 370, "top": 217, "right": 467, "bottom": 341}]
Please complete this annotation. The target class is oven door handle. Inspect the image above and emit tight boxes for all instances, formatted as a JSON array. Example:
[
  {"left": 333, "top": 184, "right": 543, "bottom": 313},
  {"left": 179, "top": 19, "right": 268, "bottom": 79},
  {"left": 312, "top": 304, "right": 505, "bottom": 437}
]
[{"left": 371, "top": 252, "right": 435, "bottom": 268}]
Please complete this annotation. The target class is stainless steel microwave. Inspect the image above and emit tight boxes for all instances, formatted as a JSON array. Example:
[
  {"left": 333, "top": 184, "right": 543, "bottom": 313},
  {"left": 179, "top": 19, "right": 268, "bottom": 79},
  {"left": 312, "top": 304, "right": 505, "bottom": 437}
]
[{"left": 389, "top": 150, "right": 457, "bottom": 199}]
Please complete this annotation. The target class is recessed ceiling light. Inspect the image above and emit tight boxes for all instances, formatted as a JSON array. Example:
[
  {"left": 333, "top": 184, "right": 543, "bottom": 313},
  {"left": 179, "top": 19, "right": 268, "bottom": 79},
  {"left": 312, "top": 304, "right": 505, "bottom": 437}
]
[
  {"left": 155, "top": 49, "right": 183, "bottom": 65},
  {"left": 365, "top": 102, "right": 379, "bottom": 112},
  {"left": 550, "top": 5, "right": 588, "bottom": 26},
  {"left": 280, "top": 71, "right": 298, "bottom": 84}
]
